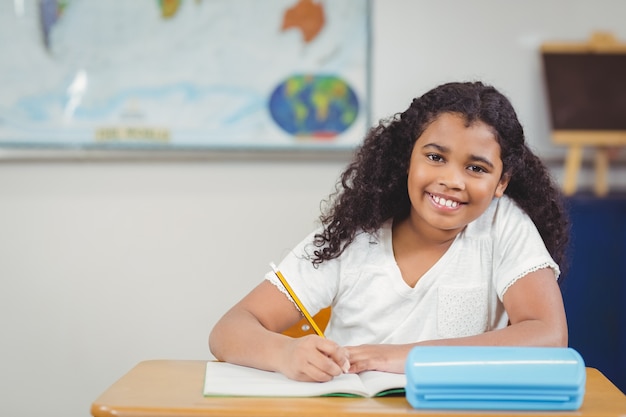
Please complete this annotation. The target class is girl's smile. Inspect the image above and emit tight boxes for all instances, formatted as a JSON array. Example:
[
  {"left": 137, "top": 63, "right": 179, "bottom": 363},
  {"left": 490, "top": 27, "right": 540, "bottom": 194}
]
[{"left": 428, "top": 192, "right": 464, "bottom": 210}]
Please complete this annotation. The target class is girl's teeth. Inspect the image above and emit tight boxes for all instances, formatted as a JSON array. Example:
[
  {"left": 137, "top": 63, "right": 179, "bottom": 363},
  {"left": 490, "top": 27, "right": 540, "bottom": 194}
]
[{"left": 433, "top": 195, "right": 459, "bottom": 208}]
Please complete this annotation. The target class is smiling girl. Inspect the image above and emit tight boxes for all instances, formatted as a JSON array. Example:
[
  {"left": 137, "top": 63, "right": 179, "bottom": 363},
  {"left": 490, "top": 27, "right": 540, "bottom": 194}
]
[{"left": 209, "top": 81, "right": 569, "bottom": 383}]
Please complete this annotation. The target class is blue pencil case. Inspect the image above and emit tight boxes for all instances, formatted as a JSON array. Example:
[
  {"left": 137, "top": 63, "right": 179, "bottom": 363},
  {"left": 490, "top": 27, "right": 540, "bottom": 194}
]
[{"left": 405, "top": 346, "right": 585, "bottom": 410}]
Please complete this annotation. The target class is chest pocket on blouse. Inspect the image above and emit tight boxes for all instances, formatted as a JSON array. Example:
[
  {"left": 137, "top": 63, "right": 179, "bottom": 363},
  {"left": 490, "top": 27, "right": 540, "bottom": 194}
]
[{"left": 437, "top": 284, "right": 488, "bottom": 338}]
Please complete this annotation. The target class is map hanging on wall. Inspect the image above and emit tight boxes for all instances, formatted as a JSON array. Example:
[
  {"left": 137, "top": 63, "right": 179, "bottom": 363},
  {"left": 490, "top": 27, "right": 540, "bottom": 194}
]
[{"left": 0, "top": 0, "right": 370, "bottom": 151}]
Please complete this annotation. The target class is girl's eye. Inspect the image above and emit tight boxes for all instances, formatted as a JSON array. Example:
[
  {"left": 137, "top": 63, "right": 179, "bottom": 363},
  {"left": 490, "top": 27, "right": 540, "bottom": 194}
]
[
  {"left": 468, "top": 165, "right": 487, "bottom": 173},
  {"left": 427, "top": 153, "right": 443, "bottom": 162}
]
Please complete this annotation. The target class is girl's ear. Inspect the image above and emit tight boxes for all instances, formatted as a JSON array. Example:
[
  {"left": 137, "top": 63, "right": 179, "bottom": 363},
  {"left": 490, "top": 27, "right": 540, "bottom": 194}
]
[{"left": 494, "top": 174, "right": 510, "bottom": 198}]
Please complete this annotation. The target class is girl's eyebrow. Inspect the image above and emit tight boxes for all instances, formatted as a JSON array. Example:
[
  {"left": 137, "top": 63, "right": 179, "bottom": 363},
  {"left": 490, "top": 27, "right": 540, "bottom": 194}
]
[
  {"left": 421, "top": 142, "right": 495, "bottom": 169},
  {"left": 470, "top": 155, "right": 495, "bottom": 169},
  {"left": 421, "top": 142, "right": 448, "bottom": 153}
]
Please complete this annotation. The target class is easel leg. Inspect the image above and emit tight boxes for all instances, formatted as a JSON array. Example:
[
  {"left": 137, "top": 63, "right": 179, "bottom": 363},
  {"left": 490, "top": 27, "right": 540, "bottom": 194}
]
[
  {"left": 594, "top": 147, "right": 609, "bottom": 197},
  {"left": 563, "top": 145, "right": 582, "bottom": 196}
]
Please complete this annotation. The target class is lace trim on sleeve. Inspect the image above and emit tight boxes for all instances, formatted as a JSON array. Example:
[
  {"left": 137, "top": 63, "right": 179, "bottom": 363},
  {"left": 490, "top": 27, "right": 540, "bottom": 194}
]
[
  {"left": 500, "top": 262, "right": 559, "bottom": 297},
  {"left": 266, "top": 274, "right": 303, "bottom": 314}
]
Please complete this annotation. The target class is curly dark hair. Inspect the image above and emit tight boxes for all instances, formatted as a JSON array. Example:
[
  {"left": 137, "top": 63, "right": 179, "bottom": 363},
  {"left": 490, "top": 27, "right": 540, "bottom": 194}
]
[{"left": 312, "top": 81, "right": 569, "bottom": 277}]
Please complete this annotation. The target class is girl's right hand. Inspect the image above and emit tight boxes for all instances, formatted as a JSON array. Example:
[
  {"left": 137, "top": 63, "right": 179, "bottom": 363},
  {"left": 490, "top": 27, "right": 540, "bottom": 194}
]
[{"left": 278, "top": 335, "right": 350, "bottom": 382}]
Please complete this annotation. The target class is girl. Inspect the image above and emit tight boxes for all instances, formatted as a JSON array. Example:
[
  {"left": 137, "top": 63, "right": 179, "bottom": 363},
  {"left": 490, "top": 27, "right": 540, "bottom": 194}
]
[{"left": 209, "top": 81, "right": 569, "bottom": 383}]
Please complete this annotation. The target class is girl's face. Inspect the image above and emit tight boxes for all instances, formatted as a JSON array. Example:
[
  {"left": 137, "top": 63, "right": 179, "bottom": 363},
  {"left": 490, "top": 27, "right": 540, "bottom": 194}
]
[{"left": 406, "top": 112, "right": 509, "bottom": 239}]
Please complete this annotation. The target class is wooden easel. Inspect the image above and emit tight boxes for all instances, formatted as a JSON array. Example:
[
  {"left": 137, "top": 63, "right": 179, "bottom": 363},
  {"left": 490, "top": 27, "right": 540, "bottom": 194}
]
[{"left": 542, "top": 32, "right": 626, "bottom": 196}]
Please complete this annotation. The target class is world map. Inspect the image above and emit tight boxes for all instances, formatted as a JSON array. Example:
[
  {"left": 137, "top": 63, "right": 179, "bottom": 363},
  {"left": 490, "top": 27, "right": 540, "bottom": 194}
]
[
  {"left": 0, "top": 0, "right": 370, "bottom": 150},
  {"left": 269, "top": 74, "right": 359, "bottom": 138}
]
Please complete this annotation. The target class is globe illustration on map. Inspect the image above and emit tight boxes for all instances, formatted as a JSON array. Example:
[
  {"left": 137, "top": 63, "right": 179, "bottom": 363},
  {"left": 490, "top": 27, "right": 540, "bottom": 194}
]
[{"left": 268, "top": 75, "right": 359, "bottom": 139}]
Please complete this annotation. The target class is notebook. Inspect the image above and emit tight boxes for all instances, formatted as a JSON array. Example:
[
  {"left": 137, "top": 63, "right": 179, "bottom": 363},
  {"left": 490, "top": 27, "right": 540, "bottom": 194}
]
[{"left": 203, "top": 361, "right": 406, "bottom": 398}]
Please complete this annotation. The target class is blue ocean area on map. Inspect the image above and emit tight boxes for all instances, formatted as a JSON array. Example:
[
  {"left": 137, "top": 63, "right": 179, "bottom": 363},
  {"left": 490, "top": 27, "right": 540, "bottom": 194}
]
[{"left": 16, "top": 82, "right": 264, "bottom": 124}]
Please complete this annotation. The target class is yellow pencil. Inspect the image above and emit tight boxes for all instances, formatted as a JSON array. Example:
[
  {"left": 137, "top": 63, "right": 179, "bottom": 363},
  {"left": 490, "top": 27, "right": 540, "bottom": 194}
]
[{"left": 270, "top": 262, "right": 325, "bottom": 338}]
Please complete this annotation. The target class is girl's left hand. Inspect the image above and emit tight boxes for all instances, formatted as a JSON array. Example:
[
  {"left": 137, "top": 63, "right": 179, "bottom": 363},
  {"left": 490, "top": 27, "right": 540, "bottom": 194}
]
[{"left": 344, "top": 344, "right": 411, "bottom": 374}]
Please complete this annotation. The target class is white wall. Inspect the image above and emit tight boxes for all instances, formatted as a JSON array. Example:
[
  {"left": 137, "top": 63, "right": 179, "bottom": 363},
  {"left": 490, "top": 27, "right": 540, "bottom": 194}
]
[
  {"left": 0, "top": 159, "right": 346, "bottom": 416},
  {"left": 1, "top": 2, "right": 625, "bottom": 416}
]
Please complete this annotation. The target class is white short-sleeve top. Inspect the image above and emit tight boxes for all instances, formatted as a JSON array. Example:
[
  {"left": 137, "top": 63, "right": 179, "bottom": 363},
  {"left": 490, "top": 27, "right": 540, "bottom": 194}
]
[{"left": 265, "top": 195, "right": 559, "bottom": 346}]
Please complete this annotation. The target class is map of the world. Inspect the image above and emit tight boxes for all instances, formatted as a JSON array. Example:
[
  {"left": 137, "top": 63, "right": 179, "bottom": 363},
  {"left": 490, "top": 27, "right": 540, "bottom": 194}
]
[{"left": 0, "top": 0, "right": 370, "bottom": 151}]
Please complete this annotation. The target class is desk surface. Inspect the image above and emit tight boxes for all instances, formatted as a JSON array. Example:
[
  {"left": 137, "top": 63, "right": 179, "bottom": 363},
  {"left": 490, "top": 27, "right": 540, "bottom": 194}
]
[{"left": 91, "top": 360, "right": 626, "bottom": 417}]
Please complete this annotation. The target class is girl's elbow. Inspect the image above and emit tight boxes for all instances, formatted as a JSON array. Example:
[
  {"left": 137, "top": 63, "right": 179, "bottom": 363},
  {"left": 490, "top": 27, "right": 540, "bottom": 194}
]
[
  {"left": 208, "top": 332, "right": 218, "bottom": 358},
  {"left": 555, "top": 329, "right": 568, "bottom": 348},
  {"left": 208, "top": 326, "right": 226, "bottom": 360},
  {"left": 547, "top": 323, "right": 568, "bottom": 347}
]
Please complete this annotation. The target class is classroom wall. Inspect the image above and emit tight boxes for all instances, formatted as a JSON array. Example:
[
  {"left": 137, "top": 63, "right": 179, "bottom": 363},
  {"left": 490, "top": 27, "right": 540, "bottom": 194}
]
[{"left": 1, "top": 2, "right": 625, "bottom": 416}]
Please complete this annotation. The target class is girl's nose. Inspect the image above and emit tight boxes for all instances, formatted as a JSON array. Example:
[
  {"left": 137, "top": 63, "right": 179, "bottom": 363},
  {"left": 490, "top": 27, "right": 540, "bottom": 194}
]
[{"left": 438, "top": 166, "right": 465, "bottom": 191}]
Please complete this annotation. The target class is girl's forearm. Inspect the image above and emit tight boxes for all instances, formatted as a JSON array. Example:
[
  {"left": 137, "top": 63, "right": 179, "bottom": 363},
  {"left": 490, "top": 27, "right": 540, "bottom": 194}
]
[
  {"left": 418, "top": 319, "right": 568, "bottom": 348},
  {"left": 347, "top": 319, "right": 566, "bottom": 374}
]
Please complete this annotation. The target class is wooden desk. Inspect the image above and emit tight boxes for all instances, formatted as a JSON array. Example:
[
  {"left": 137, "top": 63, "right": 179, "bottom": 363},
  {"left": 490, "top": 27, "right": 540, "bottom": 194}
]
[{"left": 91, "top": 360, "right": 626, "bottom": 417}]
